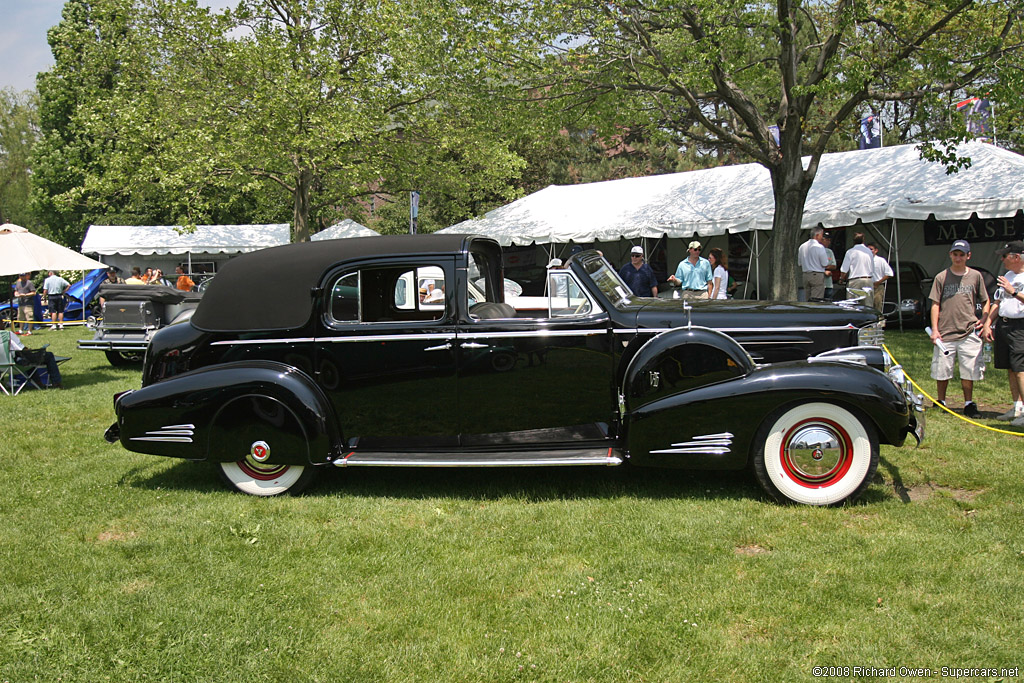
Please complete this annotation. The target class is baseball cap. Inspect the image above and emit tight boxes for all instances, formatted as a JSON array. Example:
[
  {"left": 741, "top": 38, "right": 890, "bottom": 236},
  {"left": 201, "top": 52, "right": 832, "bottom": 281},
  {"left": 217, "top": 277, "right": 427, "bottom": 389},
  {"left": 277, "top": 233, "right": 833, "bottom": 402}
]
[
  {"left": 546, "top": 258, "right": 563, "bottom": 269},
  {"left": 949, "top": 239, "right": 970, "bottom": 253},
  {"left": 630, "top": 246, "right": 643, "bottom": 255},
  {"left": 688, "top": 240, "right": 702, "bottom": 250},
  {"left": 996, "top": 240, "right": 1024, "bottom": 257}
]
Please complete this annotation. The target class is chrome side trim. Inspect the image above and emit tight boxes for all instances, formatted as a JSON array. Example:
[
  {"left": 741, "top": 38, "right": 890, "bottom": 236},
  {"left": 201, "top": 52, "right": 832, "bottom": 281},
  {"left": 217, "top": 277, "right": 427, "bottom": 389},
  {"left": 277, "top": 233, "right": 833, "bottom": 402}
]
[
  {"left": 651, "top": 432, "right": 734, "bottom": 455},
  {"left": 613, "top": 324, "right": 856, "bottom": 335},
  {"left": 458, "top": 329, "right": 607, "bottom": 340},
  {"left": 130, "top": 424, "right": 195, "bottom": 443}
]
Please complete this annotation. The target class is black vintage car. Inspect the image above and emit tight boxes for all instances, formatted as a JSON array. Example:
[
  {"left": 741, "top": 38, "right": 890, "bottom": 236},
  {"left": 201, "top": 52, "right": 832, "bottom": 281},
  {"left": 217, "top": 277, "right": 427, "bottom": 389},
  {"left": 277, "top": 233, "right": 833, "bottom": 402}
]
[
  {"left": 79, "top": 284, "right": 203, "bottom": 365},
  {"left": 105, "top": 235, "right": 922, "bottom": 505}
]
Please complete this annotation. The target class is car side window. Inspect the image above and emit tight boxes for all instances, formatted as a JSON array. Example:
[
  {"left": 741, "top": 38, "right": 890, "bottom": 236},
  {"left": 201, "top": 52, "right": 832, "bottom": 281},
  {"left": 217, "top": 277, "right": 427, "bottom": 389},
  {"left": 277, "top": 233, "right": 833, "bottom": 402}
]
[
  {"left": 329, "top": 265, "right": 446, "bottom": 324},
  {"left": 331, "top": 272, "right": 359, "bottom": 322},
  {"left": 549, "top": 271, "right": 593, "bottom": 317}
]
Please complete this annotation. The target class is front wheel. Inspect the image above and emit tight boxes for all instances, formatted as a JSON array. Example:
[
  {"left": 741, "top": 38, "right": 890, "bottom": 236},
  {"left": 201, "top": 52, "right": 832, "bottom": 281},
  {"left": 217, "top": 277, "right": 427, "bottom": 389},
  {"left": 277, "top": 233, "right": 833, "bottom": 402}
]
[
  {"left": 752, "top": 402, "right": 877, "bottom": 506},
  {"left": 218, "top": 458, "right": 318, "bottom": 496}
]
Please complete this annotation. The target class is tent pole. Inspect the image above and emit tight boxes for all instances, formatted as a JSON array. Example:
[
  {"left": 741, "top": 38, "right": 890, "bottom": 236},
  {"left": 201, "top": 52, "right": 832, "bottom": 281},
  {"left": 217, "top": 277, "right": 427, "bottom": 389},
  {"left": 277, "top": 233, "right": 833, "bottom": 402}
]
[
  {"left": 755, "top": 231, "right": 761, "bottom": 300},
  {"left": 892, "top": 218, "right": 903, "bottom": 332}
]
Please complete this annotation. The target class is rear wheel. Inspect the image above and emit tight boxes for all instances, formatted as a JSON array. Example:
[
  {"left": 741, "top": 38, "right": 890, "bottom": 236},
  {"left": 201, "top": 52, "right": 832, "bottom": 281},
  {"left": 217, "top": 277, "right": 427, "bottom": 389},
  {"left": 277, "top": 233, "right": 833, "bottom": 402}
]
[
  {"left": 752, "top": 402, "right": 877, "bottom": 506},
  {"left": 218, "top": 457, "right": 318, "bottom": 497},
  {"left": 105, "top": 350, "right": 144, "bottom": 366}
]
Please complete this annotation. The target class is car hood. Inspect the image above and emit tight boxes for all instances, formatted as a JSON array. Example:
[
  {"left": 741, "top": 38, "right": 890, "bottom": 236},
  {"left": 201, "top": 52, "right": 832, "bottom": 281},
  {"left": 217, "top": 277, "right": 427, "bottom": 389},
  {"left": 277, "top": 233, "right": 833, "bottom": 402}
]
[{"left": 629, "top": 297, "right": 880, "bottom": 330}]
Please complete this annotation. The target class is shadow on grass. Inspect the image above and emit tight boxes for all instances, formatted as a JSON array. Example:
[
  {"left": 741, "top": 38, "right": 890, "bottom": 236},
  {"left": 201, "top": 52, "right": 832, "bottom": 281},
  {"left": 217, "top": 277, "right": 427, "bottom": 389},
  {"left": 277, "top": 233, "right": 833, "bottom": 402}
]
[
  {"left": 863, "top": 454, "right": 909, "bottom": 504},
  {"left": 125, "top": 458, "right": 769, "bottom": 504},
  {"left": 65, "top": 363, "right": 141, "bottom": 390}
]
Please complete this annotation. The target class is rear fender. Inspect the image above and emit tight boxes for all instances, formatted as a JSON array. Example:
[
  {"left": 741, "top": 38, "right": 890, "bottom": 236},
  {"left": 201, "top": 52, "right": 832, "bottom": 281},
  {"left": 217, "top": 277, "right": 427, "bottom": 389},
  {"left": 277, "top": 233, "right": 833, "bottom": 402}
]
[{"left": 114, "top": 361, "right": 340, "bottom": 465}]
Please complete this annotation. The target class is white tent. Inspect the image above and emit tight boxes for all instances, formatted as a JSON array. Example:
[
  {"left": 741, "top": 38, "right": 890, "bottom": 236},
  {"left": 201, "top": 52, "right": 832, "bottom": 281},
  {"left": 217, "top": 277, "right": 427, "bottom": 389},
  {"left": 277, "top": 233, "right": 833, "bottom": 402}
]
[
  {"left": 311, "top": 219, "right": 378, "bottom": 241},
  {"left": 81, "top": 224, "right": 291, "bottom": 256},
  {"left": 1, "top": 223, "right": 107, "bottom": 276},
  {"left": 440, "top": 141, "right": 1024, "bottom": 245}
]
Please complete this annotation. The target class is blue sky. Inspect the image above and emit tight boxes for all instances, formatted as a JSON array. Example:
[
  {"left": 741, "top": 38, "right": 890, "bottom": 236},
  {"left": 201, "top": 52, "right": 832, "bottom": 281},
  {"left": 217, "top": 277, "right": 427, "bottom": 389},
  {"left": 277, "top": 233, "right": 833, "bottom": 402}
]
[{"left": 1, "top": 0, "right": 233, "bottom": 93}]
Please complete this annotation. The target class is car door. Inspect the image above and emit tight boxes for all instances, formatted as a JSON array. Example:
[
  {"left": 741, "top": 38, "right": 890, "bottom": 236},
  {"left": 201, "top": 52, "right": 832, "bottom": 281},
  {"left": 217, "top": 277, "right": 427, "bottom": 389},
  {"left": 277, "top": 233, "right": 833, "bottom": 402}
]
[
  {"left": 315, "top": 258, "right": 459, "bottom": 449},
  {"left": 456, "top": 252, "right": 617, "bottom": 447}
]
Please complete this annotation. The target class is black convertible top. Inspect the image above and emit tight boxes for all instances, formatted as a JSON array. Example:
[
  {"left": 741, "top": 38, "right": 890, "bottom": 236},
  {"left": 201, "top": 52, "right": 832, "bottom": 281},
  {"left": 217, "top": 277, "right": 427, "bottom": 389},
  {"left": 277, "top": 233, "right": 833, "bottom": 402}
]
[
  {"left": 191, "top": 234, "right": 476, "bottom": 332},
  {"left": 99, "top": 284, "right": 200, "bottom": 304}
]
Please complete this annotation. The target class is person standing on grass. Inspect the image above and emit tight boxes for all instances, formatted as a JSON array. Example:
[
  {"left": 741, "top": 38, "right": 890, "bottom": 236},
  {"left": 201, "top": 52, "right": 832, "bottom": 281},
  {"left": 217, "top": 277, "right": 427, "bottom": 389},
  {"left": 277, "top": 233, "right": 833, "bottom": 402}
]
[
  {"left": 175, "top": 266, "right": 195, "bottom": 292},
  {"left": 798, "top": 227, "right": 831, "bottom": 300},
  {"left": 667, "top": 240, "right": 713, "bottom": 300},
  {"left": 929, "top": 240, "right": 989, "bottom": 417},
  {"left": 839, "top": 232, "right": 875, "bottom": 300},
  {"left": 983, "top": 240, "right": 1024, "bottom": 425},
  {"left": 822, "top": 233, "right": 837, "bottom": 300},
  {"left": 13, "top": 272, "right": 36, "bottom": 335},
  {"left": 869, "top": 244, "right": 893, "bottom": 313},
  {"left": 618, "top": 245, "right": 659, "bottom": 297},
  {"left": 43, "top": 270, "right": 71, "bottom": 330}
]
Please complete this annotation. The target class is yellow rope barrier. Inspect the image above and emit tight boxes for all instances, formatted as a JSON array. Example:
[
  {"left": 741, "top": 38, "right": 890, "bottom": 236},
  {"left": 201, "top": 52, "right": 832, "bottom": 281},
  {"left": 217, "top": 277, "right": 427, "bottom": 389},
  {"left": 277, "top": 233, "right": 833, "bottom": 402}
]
[{"left": 882, "top": 343, "right": 1023, "bottom": 437}]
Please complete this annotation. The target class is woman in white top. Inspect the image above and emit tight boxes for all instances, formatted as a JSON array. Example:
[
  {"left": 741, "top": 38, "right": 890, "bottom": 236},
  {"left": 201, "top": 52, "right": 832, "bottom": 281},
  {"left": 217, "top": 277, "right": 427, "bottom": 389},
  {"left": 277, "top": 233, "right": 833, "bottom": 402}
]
[{"left": 708, "top": 247, "right": 729, "bottom": 300}]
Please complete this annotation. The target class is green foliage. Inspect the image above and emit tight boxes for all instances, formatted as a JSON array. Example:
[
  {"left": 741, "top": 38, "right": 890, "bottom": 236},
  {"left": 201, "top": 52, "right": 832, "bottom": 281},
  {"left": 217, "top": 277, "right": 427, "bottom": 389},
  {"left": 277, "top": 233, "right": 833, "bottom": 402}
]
[
  {"left": 0, "top": 88, "right": 39, "bottom": 227},
  {"left": 478, "top": 0, "right": 1024, "bottom": 298},
  {"left": 77, "top": 0, "right": 532, "bottom": 242}
]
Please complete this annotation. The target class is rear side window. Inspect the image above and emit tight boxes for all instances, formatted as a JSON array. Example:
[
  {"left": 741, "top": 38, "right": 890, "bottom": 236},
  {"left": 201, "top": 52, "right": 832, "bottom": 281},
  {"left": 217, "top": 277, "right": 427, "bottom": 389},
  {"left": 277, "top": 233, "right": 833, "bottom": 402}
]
[{"left": 329, "top": 265, "right": 447, "bottom": 324}]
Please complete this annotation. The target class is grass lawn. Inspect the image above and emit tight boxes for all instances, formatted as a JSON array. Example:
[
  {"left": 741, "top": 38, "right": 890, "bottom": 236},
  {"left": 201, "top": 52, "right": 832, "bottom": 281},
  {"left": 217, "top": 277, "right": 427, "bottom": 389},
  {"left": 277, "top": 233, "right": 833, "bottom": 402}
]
[{"left": 1, "top": 326, "right": 1022, "bottom": 681}]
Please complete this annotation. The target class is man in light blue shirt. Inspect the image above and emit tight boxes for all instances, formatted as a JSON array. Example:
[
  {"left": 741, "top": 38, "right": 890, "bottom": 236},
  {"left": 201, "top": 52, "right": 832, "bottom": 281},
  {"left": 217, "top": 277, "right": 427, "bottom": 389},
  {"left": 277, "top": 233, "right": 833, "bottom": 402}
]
[
  {"left": 668, "top": 240, "right": 713, "bottom": 300},
  {"left": 43, "top": 270, "right": 71, "bottom": 330}
]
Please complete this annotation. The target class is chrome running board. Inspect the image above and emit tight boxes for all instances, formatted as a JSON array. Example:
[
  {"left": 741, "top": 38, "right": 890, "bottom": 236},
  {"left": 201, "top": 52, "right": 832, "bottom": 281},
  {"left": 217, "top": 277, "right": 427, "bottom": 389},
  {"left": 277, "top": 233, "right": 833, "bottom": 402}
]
[{"left": 334, "top": 447, "right": 623, "bottom": 468}]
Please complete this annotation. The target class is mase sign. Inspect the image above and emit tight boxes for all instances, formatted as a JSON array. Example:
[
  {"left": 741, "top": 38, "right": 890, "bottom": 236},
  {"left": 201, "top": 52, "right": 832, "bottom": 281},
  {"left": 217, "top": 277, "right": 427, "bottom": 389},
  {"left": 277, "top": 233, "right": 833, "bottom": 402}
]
[{"left": 924, "top": 211, "right": 1023, "bottom": 245}]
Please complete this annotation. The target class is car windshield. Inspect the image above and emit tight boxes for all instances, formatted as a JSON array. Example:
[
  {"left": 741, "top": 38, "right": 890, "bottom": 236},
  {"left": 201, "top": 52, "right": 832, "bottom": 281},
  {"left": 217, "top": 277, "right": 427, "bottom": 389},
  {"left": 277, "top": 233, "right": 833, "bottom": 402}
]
[{"left": 579, "top": 255, "right": 633, "bottom": 310}]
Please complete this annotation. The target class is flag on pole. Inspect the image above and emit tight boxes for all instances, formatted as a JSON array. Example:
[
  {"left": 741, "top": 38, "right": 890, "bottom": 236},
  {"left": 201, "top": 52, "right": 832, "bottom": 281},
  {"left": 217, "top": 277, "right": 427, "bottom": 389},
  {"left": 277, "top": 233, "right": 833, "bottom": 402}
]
[
  {"left": 858, "top": 115, "right": 881, "bottom": 149},
  {"left": 409, "top": 191, "right": 420, "bottom": 235},
  {"left": 955, "top": 97, "right": 993, "bottom": 137}
]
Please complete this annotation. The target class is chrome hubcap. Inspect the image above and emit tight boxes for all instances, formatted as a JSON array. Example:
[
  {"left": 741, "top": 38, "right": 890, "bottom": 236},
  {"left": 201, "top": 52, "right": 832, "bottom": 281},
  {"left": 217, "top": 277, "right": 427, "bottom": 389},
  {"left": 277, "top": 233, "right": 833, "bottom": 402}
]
[{"left": 784, "top": 424, "right": 845, "bottom": 482}]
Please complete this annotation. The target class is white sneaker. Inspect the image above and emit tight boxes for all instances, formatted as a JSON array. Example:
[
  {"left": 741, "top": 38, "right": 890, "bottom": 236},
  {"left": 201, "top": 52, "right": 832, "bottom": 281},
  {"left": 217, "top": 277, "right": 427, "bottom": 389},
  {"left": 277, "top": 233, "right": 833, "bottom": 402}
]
[
  {"left": 997, "top": 408, "right": 1017, "bottom": 421},
  {"left": 50, "top": 325, "right": 57, "bottom": 330}
]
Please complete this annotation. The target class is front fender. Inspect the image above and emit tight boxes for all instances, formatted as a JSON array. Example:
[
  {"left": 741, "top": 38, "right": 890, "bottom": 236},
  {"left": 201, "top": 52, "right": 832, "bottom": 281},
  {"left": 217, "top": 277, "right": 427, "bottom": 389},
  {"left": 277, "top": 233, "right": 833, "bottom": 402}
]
[
  {"left": 626, "top": 361, "right": 912, "bottom": 471},
  {"left": 113, "top": 360, "right": 340, "bottom": 465}
]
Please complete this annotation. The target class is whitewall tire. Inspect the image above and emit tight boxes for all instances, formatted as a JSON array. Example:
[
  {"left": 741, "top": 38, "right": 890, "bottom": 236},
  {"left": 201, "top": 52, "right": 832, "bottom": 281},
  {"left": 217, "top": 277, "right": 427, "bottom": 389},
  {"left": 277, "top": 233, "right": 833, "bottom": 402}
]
[
  {"left": 752, "top": 402, "right": 878, "bottom": 506},
  {"left": 218, "top": 458, "right": 317, "bottom": 497}
]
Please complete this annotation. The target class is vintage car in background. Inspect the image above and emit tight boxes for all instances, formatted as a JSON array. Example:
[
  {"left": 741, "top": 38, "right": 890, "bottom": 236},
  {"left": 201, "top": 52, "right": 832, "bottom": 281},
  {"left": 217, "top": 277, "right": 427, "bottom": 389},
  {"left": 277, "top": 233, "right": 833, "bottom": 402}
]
[
  {"left": 104, "top": 235, "right": 922, "bottom": 505},
  {"left": 79, "top": 284, "right": 203, "bottom": 365}
]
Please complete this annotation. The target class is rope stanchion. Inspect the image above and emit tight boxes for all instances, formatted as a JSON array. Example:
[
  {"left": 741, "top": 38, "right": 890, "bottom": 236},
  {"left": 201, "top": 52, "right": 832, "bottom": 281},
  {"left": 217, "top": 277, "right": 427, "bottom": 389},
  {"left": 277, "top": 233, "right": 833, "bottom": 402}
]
[{"left": 883, "top": 343, "right": 1023, "bottom": 437}]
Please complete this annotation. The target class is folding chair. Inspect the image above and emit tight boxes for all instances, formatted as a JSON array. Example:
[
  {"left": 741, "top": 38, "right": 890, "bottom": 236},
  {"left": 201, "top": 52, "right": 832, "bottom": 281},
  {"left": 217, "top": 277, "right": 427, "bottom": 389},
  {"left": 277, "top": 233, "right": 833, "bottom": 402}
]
[{"left": 0, "top": 330, "right": 47, "bottom": 395}]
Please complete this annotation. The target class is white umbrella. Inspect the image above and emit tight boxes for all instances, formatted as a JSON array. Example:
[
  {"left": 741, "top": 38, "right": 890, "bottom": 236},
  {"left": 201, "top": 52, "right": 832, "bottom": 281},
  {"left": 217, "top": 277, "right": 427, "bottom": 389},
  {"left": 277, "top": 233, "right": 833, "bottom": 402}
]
[{"left": 0, "top": 224, "right": 108, "bottom": 276}]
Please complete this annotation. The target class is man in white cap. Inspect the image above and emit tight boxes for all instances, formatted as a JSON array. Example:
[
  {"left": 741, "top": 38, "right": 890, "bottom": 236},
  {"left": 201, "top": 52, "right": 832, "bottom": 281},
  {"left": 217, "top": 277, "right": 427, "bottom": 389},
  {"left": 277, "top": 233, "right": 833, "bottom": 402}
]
[
  {"left": 618, "top": 246, "right": 659, "bottom": 297},
  {"left": 668, "top": 240, "right": 713, "bottom": 300},
  {"left": 929, "top": 239, "right": 989, "bottom": 417}
]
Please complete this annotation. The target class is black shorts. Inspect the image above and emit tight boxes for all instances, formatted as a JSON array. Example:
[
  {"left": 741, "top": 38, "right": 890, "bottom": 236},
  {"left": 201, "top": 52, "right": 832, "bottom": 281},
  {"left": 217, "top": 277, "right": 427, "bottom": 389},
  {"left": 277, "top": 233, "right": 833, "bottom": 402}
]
[
  {"left": 994, "top": 317, "right": 1024, "bottom": 372},
  {"left": 48, "top": 294, "right": 66, "bottom": 315},
  {"left": 48, "top": 293, "right": 66, "bottom": 314}
]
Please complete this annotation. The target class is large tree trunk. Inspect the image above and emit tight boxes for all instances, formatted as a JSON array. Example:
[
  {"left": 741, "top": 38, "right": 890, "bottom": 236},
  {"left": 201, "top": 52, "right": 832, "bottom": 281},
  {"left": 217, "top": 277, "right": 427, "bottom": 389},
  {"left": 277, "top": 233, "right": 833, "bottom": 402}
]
[
  {"left": 767, "top": 157, "right": 813, "bottom": 301},
  {"left": 293, "top": 167, "right": 312, "bottom": 243}
]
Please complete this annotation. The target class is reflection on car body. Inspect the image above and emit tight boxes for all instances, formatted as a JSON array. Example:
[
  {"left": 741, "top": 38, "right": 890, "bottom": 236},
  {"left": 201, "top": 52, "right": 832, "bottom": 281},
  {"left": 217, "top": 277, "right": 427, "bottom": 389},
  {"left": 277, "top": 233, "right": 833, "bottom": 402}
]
[{"left": 105, "top": 235, "right": 922, "bottom": 505}]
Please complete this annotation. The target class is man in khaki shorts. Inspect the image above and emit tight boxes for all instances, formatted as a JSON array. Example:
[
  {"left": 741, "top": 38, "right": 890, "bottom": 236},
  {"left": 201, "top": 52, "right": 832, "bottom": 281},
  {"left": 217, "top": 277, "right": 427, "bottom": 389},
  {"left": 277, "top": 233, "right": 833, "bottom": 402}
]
[{"left": 929, "top": 240, "right": 989, "bottom": 416}]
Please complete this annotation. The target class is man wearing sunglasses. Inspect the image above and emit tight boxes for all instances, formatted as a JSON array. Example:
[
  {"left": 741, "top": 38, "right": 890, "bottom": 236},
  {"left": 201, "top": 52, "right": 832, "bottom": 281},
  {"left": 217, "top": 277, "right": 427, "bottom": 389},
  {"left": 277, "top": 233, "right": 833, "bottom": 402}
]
[
  {"left": 668, "top": 240, "right": 713, "bottom": 301},
  {"left": 618, "top": 246, "right": 659, "bottom": 297}
]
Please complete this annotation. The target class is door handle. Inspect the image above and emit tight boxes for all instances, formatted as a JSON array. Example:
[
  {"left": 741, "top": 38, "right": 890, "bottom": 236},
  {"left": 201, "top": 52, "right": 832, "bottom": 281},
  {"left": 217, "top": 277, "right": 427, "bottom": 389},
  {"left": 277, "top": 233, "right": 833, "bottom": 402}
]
[
  {"left": 424, "top": 343, "right": 452, "bottom": 352},
  {"left": 460, "top": 342, "right": 487, "bottom": 349}
]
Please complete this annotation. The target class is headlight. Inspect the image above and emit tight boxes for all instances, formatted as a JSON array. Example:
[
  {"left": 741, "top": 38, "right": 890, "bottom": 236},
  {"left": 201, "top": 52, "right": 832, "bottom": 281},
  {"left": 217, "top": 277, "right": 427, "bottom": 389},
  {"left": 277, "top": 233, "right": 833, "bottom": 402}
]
[{"left": 858, "top": 322, "right": 885, "bottom": 346}]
